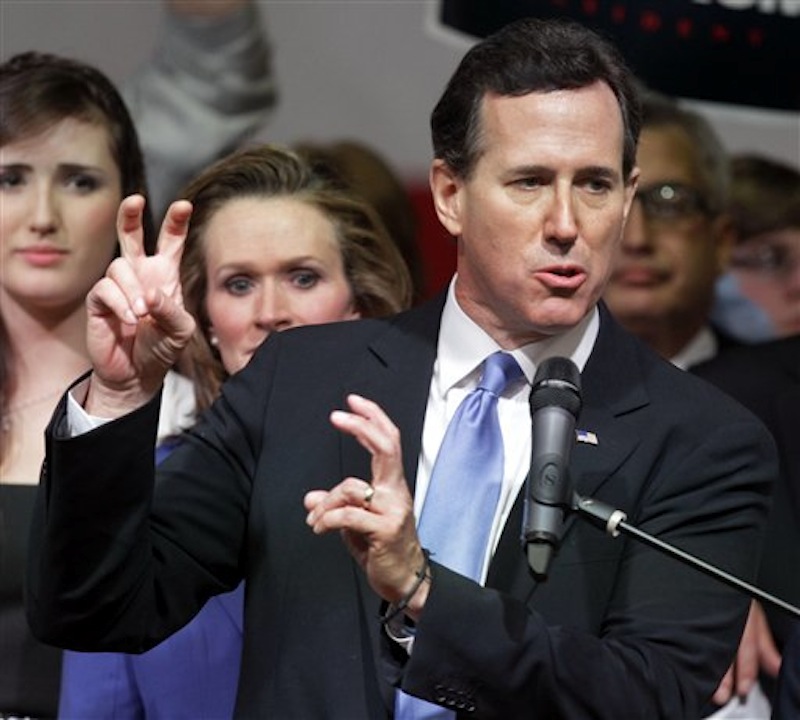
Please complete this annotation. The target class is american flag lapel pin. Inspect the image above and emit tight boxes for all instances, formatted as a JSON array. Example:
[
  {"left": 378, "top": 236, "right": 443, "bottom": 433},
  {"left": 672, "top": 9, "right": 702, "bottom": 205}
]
[{"left": 576, "top": 429, "right": 598, "bottom": 446}]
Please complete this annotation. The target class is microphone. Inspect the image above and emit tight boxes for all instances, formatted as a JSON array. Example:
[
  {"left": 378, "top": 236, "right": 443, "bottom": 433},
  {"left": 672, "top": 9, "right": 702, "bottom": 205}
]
[{"left": 522, "top": 356, "right": 582, "bottom": 579}]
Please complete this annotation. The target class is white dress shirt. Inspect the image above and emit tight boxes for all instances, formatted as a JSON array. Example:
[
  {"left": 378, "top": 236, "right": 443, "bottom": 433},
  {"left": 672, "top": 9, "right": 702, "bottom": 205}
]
[{"left": 414, "top": 279, "right": 598, "bottom": 583}]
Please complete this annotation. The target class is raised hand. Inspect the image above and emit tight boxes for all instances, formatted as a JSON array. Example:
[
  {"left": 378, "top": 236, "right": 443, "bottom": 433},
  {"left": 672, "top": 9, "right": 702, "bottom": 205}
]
[
  {"left": 711, "top": 600, "right": 782, "bottom": 707},
  {"left": 304, "top": 394, "right": 430, "bottom": 619},
  {"left": 84, "top": 194, "right": 196, "bottom": 417}
]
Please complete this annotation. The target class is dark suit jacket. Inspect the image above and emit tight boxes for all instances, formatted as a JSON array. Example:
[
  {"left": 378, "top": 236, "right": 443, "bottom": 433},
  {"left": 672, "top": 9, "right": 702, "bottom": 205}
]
[
  {"left": 694, "top": 336, "right": 800, "bottom": 704},
  {"left": 27, "top": 297, "right": 776, "bottom": 719},
  {"left": 773, "top": 623, "right": 800, "bottom": 719}
]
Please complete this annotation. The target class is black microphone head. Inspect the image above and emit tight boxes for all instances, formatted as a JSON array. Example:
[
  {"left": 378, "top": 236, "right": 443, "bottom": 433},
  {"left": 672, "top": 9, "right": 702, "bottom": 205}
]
[{"left": 530, "top": 356, "right": 582, "bottom": 418}]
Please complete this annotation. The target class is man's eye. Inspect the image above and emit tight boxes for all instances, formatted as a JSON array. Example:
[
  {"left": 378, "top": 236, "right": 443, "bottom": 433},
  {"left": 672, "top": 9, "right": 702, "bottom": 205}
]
[
  {"left": 584, "top": 179, "right": 612, "bottom": 193},
  {"left": 636, "top": 183, "right": 709, "bottom": 219}
]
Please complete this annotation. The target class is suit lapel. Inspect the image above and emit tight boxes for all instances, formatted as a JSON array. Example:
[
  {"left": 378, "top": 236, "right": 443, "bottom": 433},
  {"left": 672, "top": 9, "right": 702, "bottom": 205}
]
[{"left": 338, "top": 294, "right": 445, "bottom": 494}]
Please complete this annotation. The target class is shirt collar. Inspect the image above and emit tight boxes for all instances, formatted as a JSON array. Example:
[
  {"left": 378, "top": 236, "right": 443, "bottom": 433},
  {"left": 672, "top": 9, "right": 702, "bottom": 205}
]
[
  {"left": 671, "top": 326, "right": 718, "bottom": 370},
  {"left": 437, "top": 277, "right": 599, "bottom": 394}
]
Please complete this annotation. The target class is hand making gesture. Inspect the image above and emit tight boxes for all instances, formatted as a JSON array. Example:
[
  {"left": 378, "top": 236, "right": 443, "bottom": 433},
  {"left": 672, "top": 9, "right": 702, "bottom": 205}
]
[
  {"left": 83, "top": 194, "right": 196, "bottom": 417},
  {"left": 304, "top": 394, "right": 430, "bottom": 620}
]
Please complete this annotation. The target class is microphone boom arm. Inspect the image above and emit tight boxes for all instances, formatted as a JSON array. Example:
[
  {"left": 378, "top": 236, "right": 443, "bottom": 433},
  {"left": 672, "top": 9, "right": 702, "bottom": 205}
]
[{"left": 573, "top": 493, "right": 800, "bottom": 620}]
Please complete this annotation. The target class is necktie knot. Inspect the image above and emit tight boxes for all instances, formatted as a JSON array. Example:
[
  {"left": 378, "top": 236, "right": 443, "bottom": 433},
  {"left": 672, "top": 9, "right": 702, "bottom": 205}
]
[{"left": 478, "top": 351, "right": 523, "bottom": 396}]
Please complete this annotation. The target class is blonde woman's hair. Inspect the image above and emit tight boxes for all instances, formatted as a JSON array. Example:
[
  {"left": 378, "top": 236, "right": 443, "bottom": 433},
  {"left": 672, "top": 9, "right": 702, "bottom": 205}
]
[{"left": 179, "top": 144, "right": 413, "bottom": 411}]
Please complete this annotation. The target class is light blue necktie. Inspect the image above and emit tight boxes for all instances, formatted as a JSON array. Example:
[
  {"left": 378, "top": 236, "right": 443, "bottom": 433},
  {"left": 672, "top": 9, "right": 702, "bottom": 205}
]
[{"left": 395, "top": 351, "right": 523, "bottom": 720}]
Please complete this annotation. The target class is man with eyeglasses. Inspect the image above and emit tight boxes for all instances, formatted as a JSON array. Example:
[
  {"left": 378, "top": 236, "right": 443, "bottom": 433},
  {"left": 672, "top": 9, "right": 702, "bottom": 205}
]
[
  {"left": 603, "top": 93, "right": 782, "bottom": 719},
  {"left": 603, "top": 91, "right": 739, "bottom": 371}
]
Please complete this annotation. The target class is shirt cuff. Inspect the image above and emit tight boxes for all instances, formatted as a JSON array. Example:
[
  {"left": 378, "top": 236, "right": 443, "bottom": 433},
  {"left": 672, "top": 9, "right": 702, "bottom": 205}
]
[
  {"left": 66, "top": 386, "right": 113, "bottom": 436},
  {"left": 383, "top": 614, "right": 416, "bottom": 655}
]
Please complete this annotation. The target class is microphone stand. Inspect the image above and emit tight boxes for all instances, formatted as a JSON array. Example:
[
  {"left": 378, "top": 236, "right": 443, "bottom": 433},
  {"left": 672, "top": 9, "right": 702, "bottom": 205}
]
[{"left": 573, "top": 493, "right": 800, "bottom": 620}]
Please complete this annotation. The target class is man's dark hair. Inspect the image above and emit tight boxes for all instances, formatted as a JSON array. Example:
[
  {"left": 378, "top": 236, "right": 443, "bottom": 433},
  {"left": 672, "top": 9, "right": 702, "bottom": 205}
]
[{"left": 431, "top": 17, "right": 641, "bottom": 180}]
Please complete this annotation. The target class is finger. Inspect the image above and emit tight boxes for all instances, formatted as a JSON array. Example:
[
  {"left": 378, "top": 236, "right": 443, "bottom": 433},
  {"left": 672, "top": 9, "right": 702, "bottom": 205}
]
[
  {"left": 156, "top": 200, "right": 193, "bottom": 260},
  {"left": 753, "top": 605, "right": 782, "bottom": 677},
  {"left": 305, "top": 478, "right": 379, "bottom": 533},
  {"left": 759, "top": 638, "right": 782, "bottom": 678},
  {"left": 330, "top": 395, "right": 404, "bottom": 485},
  {"left": 331, "top": 407, "right": 397, "bottom": 460},
  {"left": 345, "top": 394, "right": 399, "bottom": 435},
  {"left": 307, "top": 502, "right": 382, "bottom": 536},
  {"left": 304, "top": 490, "right": 328, "bottom": 513},
  {"left": 116, "top": 194, "right": 148, "bottom": 260},
  {"left": 104, "top": 256, "right": 150, "bottom": 317},
  {"left": 306, "top": 478, "right": 370, "bottom": 519},
  {"left": 142, "top": 286, "right": 196, "bottom": 343},
  {"left": 86, "top": 276, "right": 140, "bottom": 325},
  {"left": 731, "top": 600, "right": 766, "bottom": 698},
  {"left": 732, "top": 656, "right": 758, "bottom": 700},
  {"left": 712, "top": 666, "right": 734, "bottom": 706},
  {"left": 732, "top": 634, "right": 759, "bottom": 699}
]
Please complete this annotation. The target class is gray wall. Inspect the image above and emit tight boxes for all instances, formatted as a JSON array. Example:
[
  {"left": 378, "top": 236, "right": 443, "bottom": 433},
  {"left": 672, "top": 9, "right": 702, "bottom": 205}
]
[{"left": 2, "top": 0, "right": 798, "bottom": 181}]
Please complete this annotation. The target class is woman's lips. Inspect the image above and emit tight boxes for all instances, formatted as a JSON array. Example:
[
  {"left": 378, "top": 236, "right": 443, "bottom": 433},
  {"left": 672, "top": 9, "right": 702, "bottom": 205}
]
[{"left": 17, "top": 246, "right": 68, "bottom": 268}]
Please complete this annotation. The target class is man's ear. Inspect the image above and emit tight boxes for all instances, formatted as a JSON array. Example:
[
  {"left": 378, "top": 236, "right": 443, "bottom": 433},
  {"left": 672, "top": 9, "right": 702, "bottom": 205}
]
[{"left": 429, "top": 159, "right": 463, "bottom": 237}]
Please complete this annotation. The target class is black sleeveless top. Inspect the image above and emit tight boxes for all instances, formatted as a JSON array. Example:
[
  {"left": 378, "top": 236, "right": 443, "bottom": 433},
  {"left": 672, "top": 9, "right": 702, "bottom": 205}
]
[{"left": 1, "top": 484, "right": 61, "bottom": 719}]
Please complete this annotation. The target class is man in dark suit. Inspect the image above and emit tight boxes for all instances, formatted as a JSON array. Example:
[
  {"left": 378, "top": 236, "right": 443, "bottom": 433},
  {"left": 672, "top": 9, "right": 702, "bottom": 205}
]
[
  {"left": 602, "top": 92, "right": 739, "bottom": 371},
  {"left": 694, "top": 335, "right": 800, "bottom": 712},
  {"left": 26, "top": 18, "right": 776, "bottom": 719},
  {"left": 601, "top": 92, "right": 784, "bottom": 716}
]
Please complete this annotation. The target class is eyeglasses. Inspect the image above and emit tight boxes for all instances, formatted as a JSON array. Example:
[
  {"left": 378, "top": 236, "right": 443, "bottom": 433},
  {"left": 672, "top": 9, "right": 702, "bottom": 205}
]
[
  {"left": 634, "top": 182, "right": 712, "bottom": 220},
  {"left": 730, "top": 243, "right": 800, "bottom": 280}
]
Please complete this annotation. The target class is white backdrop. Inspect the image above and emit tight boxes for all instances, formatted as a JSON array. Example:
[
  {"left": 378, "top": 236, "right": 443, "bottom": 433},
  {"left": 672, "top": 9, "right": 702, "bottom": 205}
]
[{"left": 2, "top": 0, "right": 798, "bottom": 183}]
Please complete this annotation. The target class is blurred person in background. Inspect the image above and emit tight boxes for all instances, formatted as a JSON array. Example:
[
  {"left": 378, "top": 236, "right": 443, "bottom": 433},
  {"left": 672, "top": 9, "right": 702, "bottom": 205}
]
[
  {"left": 125, "top": 0, "right": 276, "bottom": 221},
  {"left": 0, "top": 50, "right": 195, "bottom": 719},
  {"left": 294, "top": 139, "right": 425, "bottom": 304},
  {"left": 603, "top": 91, "right": 737, "bottom": 370},
  {"left": 711, "top": 155, "right": 800, "bottom": 343}
]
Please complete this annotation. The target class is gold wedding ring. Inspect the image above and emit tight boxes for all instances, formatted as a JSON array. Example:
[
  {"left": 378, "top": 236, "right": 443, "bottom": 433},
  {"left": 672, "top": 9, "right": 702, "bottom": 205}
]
[{"left": 363, "top": 484, "right": 375, "bottom": 506}]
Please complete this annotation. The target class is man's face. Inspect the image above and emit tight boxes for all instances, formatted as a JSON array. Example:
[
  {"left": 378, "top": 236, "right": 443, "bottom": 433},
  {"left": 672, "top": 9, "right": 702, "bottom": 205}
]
[
  {"left": 603, "top": 125, "right": 732, "bottom": 336},
  {"left": 430, "top": 81, "right": 637, "bottom": 348}
]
